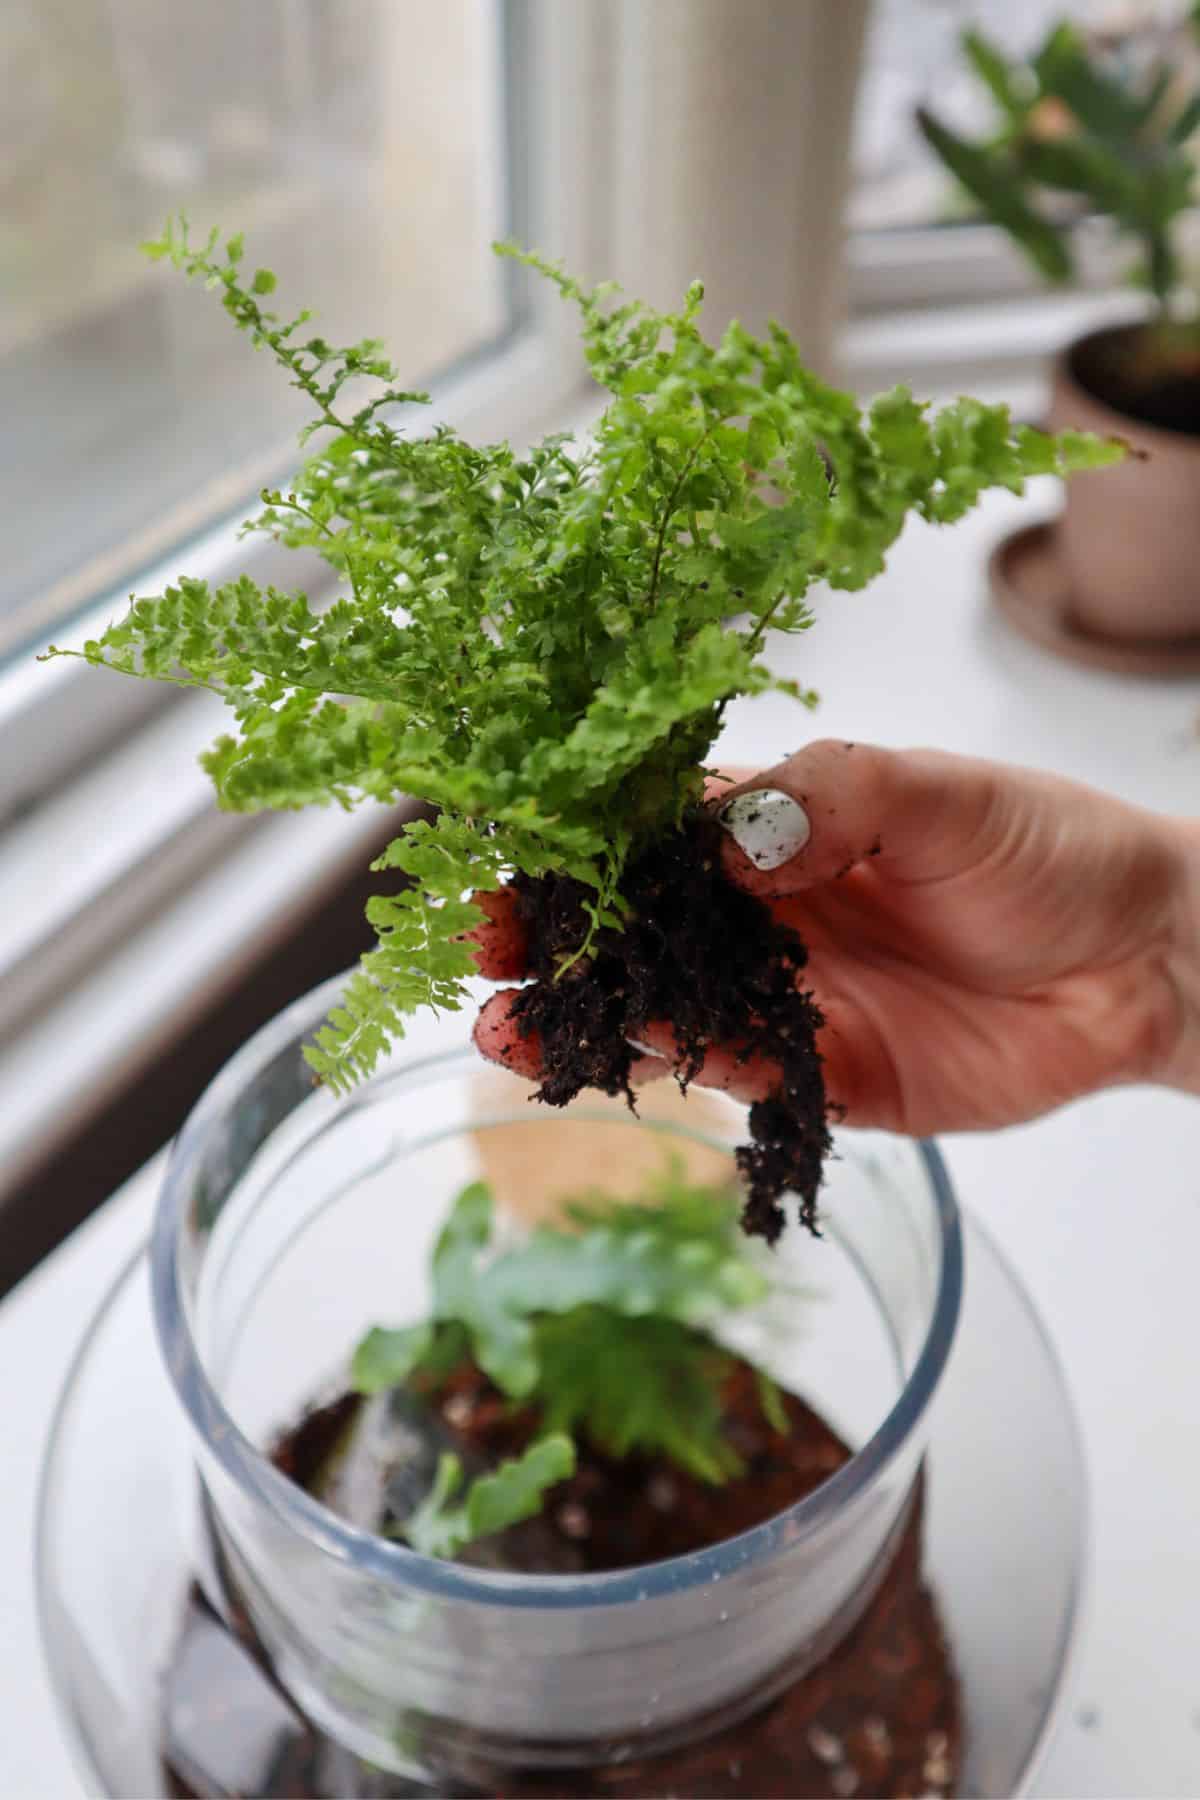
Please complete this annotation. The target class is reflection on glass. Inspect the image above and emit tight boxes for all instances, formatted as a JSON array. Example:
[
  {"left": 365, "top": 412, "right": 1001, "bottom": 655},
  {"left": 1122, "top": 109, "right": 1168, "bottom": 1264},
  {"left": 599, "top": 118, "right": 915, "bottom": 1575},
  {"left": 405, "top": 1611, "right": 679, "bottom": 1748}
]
[
  {"left": 851, "top": 0, "right": 1193, "bottom": 231},
  {"left": 1, "top": 0, "right": 508, "bottom": 654}
]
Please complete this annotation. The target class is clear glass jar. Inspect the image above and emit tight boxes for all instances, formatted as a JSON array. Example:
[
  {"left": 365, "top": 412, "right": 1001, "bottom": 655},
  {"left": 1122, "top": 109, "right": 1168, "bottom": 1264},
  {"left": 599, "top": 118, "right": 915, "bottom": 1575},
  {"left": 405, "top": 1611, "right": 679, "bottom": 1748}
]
[{"left": 151, "top": 972, "right": 963, "bottom": 1784}]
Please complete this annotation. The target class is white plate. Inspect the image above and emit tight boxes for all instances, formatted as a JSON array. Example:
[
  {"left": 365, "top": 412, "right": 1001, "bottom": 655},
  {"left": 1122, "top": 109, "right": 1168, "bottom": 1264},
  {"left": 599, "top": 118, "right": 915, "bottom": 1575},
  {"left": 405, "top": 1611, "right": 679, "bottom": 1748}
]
[{"left": 36, "top": 1213, "right": 1085, "bottom": 1798}]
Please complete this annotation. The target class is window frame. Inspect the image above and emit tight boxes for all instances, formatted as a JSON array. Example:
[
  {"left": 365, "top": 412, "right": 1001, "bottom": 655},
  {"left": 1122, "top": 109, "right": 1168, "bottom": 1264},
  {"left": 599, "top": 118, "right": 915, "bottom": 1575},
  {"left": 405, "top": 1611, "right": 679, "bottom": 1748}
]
[
  {"left": 0, "top": 0, "right": 609, "bottom": 816},
  {"left": 2, "top": 0, "right": 934, "bottom": 1217},
  {"left": 0, "top": 0, "right": 623, "bottom": 1207},
  {"left": 840, "top": 210, "right": 1151, "bottom": 405}
]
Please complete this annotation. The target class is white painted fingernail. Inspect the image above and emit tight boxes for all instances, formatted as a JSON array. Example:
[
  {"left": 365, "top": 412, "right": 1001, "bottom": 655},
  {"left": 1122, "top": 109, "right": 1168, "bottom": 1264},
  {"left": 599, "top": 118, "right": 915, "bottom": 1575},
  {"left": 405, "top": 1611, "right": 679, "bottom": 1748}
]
[{"left": 717, "top": 790, "right": 811, "bottom": 870}]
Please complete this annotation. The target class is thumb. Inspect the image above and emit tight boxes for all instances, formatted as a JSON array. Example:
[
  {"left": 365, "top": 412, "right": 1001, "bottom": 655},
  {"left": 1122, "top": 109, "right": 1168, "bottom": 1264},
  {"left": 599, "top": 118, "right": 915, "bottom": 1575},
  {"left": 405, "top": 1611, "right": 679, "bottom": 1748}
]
[{"left": 712, "top": 738, "right": 998, "bottom": 898}]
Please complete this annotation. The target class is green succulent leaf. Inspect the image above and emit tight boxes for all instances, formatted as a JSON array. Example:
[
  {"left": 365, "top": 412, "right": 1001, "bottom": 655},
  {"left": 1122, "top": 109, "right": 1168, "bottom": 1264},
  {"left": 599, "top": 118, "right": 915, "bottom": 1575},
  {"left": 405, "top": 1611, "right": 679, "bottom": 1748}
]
[
  {"left": 915, "top": 109, "right": 1073, "bottom": 284},
  {"left": 961, "top": 29, "right": 1034, "bottom": 123},
  {"left": 1033, "top": 24, "right": 1147, "bottom": 140},
  {"left": 1168, "top": 91, "right": 1200, "bottom": 147}
]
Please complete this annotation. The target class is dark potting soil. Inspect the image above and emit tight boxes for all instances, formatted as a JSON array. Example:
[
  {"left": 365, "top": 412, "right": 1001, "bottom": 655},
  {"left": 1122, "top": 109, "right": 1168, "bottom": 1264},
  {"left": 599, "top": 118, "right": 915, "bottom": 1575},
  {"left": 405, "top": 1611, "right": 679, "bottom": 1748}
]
[
  {"left": 1070, "top": 331, "right": 1200, "bottom": 436},
  {"left": 504, "top": 818, "right": 831, "bottom": 1245},
  {"left": 159, "top": 1362, "right": 960, "bottom": 1798},
  {"left": 492, "top": 1488, "right": 959, "bottom": 1800},
  {"left": 275, "top": 1359, "right": 855, "bottom": 1572},
  {"left": 173, "top": 1360, "right": 964, "bottom": 1800}
]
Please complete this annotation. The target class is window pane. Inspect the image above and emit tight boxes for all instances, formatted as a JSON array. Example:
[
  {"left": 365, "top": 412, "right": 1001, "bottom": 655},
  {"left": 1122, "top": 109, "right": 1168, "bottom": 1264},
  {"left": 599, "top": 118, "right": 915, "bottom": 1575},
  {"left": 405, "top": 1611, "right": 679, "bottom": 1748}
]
[
  {"left": 851, "top": 0, "right": 1190, "bottom": 233},
  {"left": 1, "top": 0, "right": 509, "bottom": 660}
]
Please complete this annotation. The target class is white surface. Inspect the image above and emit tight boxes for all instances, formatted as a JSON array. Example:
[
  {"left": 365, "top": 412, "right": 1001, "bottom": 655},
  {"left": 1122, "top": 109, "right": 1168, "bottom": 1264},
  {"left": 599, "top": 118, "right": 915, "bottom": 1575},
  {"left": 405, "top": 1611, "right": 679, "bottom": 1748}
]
[
  {"left": 2, "top": 1156, "right": 158, "bottom": 1797},
  {"left": 4, "top": 485, "right": 1200, "bottom": 1795},
  {"left": 0, "top": 797, "right": 400, "bottom": 1204}
]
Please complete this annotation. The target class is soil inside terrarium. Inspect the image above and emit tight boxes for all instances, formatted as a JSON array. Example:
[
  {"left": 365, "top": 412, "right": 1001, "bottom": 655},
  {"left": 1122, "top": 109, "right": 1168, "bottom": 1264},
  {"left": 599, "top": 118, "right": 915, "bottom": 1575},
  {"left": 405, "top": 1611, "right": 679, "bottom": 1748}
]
[
  {"left": 273, "top": 1357, "right": 853, "bottom": 1572},
  {"left": 1071, "top": 325, "right": 1200, "bottom": 436},
  {"left": 157, "top": 1357, "right": 961, "bottom": 1798},
  {"left": 502, "top": 818, "right": 831, "bottom": 1246}
]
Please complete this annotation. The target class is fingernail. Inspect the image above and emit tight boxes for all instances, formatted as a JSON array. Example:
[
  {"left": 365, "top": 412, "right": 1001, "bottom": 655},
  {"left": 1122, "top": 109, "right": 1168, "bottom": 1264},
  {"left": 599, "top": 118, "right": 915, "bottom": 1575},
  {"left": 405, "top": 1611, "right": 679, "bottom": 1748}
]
[{"left": 717, "top": 790, "right": 811, "bottom": 870}]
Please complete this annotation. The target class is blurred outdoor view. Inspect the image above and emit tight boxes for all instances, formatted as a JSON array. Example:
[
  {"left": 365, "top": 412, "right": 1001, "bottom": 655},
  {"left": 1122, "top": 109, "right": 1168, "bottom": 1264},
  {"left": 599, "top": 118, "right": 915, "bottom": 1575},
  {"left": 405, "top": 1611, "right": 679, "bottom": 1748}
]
[
  {"left": 4, "top": 0, "right": 1198, "bottom": 662},
  {"left": 853, "top": 0, "right": 1196, "bottom": 228},
  {"left": 0, "top": 0, "right": 506, "bottom": 659}
]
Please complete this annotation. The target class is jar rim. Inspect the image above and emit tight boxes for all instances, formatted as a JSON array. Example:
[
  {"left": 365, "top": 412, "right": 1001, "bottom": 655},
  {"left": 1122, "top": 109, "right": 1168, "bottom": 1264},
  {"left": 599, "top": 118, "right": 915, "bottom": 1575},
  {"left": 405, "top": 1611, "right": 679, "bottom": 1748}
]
[{"left": 151, "top": 970, "right": 963, "bottom": 1610}]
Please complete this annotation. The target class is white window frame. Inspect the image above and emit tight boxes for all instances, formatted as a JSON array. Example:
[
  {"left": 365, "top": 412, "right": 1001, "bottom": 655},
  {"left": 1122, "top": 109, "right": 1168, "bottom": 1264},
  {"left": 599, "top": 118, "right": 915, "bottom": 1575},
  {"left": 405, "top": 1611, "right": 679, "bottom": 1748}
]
[
  {"left": 843, "top": 206, "right": 1158, "bottom": 397},
  {"left": 0, "top": 0, "right": 615, "bottom": 1195},
  {"left": 1, "top": 0, "right": 606, "bottom": 819}
]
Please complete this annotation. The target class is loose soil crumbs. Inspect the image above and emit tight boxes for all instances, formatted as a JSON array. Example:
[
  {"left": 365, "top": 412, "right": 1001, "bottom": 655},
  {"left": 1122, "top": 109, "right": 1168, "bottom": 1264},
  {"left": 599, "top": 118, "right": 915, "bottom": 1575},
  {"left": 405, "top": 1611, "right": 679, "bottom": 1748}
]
[{"left": 507, "top": 819, "right": 831, "bottom": 1244}]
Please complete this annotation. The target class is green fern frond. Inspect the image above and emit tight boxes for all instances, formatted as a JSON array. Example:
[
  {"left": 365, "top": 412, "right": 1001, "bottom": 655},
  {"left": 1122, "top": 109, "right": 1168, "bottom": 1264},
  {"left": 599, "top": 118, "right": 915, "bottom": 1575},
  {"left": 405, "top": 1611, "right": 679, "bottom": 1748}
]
[
  {"left": 307, "top": 814, "right": 506, "bottom": 1091},
  {"left": 354, "top": 1174, "right": 782, "bottom": 1513},
  {"left": 44, "top": 218, "right": 1126, "bottom": 1089}
]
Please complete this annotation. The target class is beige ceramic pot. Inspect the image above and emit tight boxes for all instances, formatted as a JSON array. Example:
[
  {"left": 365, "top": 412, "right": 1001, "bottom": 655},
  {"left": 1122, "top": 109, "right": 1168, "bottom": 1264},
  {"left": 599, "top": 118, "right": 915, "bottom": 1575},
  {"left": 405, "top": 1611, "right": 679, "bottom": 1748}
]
[{"left": 1046, "top": 322, "right": 1200, "bottom": 641}]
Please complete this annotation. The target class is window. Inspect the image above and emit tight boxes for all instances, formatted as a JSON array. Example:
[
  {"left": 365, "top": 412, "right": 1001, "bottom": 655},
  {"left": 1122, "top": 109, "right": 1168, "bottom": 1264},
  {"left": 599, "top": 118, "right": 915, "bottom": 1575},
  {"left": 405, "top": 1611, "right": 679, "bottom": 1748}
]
[
  {"left": 1, "top": 0, "right": 510, "bottom": 668},
  {"left": 1, "top": 0, "right": 892, "bottom": 1235},
  {"left": 848, "top": 0, "right": 1194, "bottom": 314},
  {"left": 0, "top": 0, "right": 613, "bottom": 1211}
]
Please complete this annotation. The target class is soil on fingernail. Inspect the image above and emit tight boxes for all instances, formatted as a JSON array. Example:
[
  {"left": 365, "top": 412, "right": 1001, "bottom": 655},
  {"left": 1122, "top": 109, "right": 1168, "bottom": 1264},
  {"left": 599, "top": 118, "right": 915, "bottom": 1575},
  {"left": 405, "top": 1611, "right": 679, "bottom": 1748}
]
[{"left": 507, "top": 817, "right": 830, "bottom": 1243}]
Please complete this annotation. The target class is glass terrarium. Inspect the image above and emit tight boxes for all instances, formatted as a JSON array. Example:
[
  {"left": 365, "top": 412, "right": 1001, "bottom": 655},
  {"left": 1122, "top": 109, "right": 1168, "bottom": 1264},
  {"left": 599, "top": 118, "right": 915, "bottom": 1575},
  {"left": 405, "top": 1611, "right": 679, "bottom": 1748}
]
[
  {"left": 37, "top": 972, "right": 1087, "bottom": 1799},
  {"left": 149, "top": 971, "right": 960, "bottom": 1787}
]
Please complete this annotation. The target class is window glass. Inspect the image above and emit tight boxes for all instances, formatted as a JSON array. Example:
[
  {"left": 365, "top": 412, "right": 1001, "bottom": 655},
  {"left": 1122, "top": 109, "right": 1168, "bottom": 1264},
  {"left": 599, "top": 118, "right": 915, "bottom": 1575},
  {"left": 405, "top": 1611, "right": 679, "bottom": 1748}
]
[
  {"left": 1, "top": 0, "right": 508, "bottom": 660},
  {"left": 851, "top": 0, "right": 1191, "bottom": 233}
]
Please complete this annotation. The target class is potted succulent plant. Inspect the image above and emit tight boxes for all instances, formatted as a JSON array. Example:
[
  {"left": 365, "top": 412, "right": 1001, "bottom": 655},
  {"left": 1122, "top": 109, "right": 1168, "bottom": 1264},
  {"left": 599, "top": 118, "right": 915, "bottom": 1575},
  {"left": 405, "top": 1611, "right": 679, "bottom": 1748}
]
[
  {"left": 42, "top": 220, "right": 1117, "bottom": 1797},
  {"left": 918, "top": 18, "right": 1200, "bottom": 667}
]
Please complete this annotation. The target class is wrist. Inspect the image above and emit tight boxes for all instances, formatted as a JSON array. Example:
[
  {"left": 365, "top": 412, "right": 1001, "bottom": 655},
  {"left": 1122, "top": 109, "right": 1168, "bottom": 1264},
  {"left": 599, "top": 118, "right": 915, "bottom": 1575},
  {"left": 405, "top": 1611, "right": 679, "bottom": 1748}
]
[{"left": 1162, "top": 816, "right": 1200, "bottom": 1096}]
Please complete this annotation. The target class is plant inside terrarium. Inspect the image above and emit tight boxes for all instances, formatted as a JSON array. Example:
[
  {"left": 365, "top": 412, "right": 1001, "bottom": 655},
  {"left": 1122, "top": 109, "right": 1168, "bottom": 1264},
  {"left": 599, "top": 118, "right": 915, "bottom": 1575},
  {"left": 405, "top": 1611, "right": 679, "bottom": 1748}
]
[
  {"left": 42, "top": 218, "right": 1121, "bottom": 1241},
  {"left": 276, "top": 1162, "right": 830, "bottom": 1566}
]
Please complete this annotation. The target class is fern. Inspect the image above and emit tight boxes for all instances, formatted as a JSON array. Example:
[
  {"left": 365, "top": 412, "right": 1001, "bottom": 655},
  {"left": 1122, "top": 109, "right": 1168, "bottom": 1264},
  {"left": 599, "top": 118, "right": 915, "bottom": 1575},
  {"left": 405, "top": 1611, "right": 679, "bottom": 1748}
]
[
  {"left": 535, "top": 1309, "right": 744, "bottom": 1484},
  {"left": 401, "top": 1437, "right": 578, "bottom": 1560},
  {"left": 42, "top": 219, "right": 1124, "bottom": 1087},
  {"left": 357, "top": 1171, "right": 785, "bottom": 1549},
  {"left": 355, "top": 1170, "right": 768, "bottom": 1400}
]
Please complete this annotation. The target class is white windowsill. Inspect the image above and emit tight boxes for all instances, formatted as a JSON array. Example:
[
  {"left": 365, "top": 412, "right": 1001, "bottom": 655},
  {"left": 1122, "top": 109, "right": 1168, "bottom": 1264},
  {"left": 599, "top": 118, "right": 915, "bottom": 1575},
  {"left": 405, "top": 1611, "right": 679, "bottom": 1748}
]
[
  {"left": 0, "top": 800, "right": 397, "bottom": 1208},
  {"left": 0, "top": 381, "right": 605, "bottom": 1212},
  {"left": 842, "top": 285, "right": 1147, "bottom": 402}
]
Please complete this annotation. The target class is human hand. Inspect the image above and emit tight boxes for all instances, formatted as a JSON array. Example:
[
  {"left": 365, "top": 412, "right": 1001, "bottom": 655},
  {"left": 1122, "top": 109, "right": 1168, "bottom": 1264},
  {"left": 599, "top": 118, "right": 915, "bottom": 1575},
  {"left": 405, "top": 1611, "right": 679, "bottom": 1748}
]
[{"left": 469, "top": 740, "right": 1200, "bottom": 1135}]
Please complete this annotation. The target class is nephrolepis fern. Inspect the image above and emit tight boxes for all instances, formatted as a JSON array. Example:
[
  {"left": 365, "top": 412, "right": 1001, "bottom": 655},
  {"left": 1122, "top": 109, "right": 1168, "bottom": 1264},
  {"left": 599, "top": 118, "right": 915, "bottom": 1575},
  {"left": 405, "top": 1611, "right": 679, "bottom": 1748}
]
[{"left": 42, "top": 218, "right": 1123, "bottom": 1090}]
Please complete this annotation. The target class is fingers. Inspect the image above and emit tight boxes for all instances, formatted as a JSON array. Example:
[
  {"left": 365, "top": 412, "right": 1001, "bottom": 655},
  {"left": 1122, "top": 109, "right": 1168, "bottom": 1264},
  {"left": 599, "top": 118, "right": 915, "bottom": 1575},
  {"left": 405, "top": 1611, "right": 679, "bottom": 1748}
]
[
  {"left": 635, "top": 1020, "right": 781, "bottom": 1104},
  {"left": 473, "top": 988, "right": 543, "bottom": 1079},
  {"left": 466, "top": 887, "right": 528, "bottom": 980},
  {"left": 473, "top": 991, "right": 802, "bottom": 1108},
  {"left": 473, "top": 990, "right": 670, "bottom": 1088},
  {"left": 470, "top": 744, "right": 967, "bottom": 966},
  {"left": 711, "top": 738, "right": 1000, "bottom": 899},
  {"left": 639, "top": 1007, "right": 904, "bottom": 1131},
  {"left": 472, "top": 988, "right": 900, "bottom": 1128}
]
